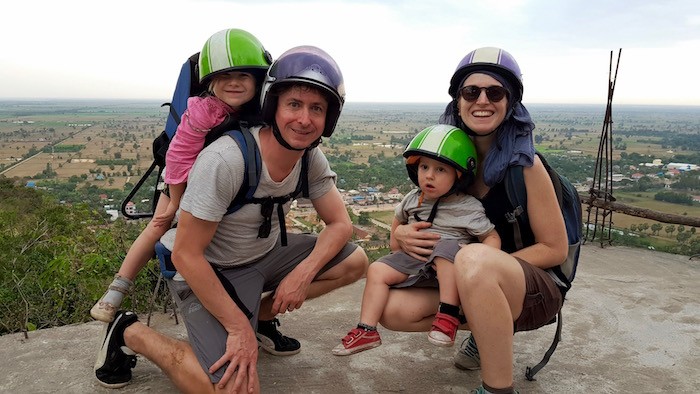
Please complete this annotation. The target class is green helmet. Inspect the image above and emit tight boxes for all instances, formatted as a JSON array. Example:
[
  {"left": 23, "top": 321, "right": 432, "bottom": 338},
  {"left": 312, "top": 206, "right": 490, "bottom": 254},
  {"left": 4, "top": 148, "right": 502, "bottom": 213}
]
[
  {"left": 198, "top": 28, "right": 272, "bottom": 85},
  {"left": 403, "top": 124, "right": 477, "bottom": 191}
]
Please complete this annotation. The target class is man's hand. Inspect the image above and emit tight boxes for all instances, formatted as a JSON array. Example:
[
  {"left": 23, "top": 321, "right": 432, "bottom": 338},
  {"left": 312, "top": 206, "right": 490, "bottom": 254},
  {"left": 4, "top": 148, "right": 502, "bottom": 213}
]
[
  {"left": 208, "top": 325, "right": 259, "bottom": 393},
  {"left": 271, "top": 267, "right": 314, "bottom": 314}
]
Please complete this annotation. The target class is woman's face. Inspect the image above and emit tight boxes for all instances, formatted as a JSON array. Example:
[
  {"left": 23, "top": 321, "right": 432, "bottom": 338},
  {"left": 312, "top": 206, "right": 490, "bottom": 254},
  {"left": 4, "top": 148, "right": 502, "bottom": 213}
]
[
  {"left": 211, "top": 71, "right": 256, "bottom": 109},
  {"left": 457, "top": 73, "right": 508, "bottom": 135}
]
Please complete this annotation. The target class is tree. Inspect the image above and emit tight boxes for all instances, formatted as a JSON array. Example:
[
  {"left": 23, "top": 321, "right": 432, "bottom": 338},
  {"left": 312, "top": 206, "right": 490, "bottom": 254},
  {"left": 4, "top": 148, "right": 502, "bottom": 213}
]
[
  {"left": 677, "top": 231, "right": 692, "bottom": 244},
  {"left": 650, "top": 223, "right": 662, "bottom": 236},
  {"left": 358, "top": 212, "right": 371, "bottom": 225},
  {"left": 638, "top": 223, "right": 649, "bottom": 233},
  {"left": 665, "top": 224, "right": 675, "bottom": 237}
]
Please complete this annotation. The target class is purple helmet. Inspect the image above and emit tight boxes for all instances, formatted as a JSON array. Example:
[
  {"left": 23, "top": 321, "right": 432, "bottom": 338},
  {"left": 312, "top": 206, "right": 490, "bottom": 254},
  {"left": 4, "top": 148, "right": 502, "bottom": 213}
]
[
  {"left": 261, "top": 46, "right": 345, "bottom": 137},
  {"left": 448, "top": 47, "right": 523, "bottom": 102}
]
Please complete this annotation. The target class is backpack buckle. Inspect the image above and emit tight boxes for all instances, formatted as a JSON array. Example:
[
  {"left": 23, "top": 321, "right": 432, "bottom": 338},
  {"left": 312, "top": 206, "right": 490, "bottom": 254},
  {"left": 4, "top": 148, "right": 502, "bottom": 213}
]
[{"left": 505, "top": 205, "right": 524, "bottom": 223}]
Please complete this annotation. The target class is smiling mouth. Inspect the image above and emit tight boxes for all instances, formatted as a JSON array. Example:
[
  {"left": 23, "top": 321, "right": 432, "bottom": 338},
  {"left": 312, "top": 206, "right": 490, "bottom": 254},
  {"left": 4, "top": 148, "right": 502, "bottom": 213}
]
[{"left": 472, "top": 110, "right": 494, "bottom": 117}]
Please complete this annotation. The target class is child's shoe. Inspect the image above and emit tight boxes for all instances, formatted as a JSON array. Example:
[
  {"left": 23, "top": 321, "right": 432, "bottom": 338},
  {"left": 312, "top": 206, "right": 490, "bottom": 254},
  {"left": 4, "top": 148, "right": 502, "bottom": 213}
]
[
  {"left": 332, "top": 327, "right": 381, "bottom": 356},
  {"left": 91, "top": 275, "right": 133, "bottom": 323},
  {"left": 428, "top": 312, "right": 460, "bottom": 347}
]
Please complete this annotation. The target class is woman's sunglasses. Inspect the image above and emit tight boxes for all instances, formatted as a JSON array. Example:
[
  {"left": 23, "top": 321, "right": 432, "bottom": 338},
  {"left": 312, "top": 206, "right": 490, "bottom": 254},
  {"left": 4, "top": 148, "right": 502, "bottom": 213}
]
[{"left": 459, "top": 85, "right": 508, "bottom": 102}]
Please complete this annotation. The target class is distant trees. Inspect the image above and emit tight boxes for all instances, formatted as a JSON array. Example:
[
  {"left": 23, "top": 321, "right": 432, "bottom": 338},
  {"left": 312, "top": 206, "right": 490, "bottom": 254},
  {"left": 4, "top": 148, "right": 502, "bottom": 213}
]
[{"left": 654, "top": 191, "right": 693, "bottom": 205}]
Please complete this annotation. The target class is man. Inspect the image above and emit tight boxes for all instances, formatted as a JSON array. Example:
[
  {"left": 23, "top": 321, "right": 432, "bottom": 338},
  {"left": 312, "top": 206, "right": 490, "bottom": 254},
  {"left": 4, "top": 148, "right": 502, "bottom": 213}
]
[{"left": 94, "top": 45, "right": 368, "bottom": 393}]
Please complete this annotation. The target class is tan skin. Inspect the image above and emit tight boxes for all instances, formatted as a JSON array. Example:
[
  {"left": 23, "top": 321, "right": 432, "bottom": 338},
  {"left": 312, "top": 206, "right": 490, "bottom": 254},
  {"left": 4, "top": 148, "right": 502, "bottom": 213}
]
[
  {"left": 379, "top": 73, "right": 568, "bottom": 390},
  {"left": 121, "top": 84, "right": 368, "bottom": 393}
]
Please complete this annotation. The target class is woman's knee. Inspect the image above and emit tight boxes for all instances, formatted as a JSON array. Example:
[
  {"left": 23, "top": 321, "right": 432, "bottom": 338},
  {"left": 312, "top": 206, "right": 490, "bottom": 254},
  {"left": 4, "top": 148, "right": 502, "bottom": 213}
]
[{"left": 454, "top": 244, "right": 498, "bottom": 283}]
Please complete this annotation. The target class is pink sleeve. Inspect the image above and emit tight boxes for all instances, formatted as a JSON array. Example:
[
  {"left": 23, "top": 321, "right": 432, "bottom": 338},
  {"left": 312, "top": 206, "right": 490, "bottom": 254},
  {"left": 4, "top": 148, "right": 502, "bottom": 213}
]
[
  {"left": 164, "top": 114, "right": 208, "bottom": 184},
  {"left": 164, "top": 96, "right": 233, "bottom": 184}
]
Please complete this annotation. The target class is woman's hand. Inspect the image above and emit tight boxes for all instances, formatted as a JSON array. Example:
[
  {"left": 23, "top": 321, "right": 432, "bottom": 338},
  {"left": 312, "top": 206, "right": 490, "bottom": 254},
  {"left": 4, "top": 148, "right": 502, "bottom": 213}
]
[{"left": 393, "top": 222, "right": 440, "bottom": 261}]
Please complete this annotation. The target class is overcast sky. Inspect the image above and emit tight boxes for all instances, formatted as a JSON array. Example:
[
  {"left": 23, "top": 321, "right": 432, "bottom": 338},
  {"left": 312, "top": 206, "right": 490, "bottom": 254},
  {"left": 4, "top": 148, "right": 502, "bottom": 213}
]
[{"left": 2, "top": 0, "right": 699, "bottom": 106}]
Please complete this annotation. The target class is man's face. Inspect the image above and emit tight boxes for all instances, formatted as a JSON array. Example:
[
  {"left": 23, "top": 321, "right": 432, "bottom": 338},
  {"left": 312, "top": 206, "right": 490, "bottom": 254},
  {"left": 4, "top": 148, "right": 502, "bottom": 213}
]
[{"left": 274, "top": 85, "right": 328, "bottom": 150}]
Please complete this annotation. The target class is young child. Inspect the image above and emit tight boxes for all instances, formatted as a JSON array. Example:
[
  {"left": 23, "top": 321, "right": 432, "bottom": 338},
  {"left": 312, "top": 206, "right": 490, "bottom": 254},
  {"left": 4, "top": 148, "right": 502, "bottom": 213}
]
[
  {"left": 333, "top": 124, "right": 501, "bottom": 356},
  {"left": 90, "top": 28, "right": 271, "bottom": 322}
]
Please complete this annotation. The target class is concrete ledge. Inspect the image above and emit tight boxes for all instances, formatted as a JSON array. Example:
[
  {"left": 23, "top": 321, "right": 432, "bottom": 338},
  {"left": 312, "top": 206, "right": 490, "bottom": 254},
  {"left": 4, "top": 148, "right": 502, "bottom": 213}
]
[{"left": 1, "top": 244, "right": 698, "bottom": 393}]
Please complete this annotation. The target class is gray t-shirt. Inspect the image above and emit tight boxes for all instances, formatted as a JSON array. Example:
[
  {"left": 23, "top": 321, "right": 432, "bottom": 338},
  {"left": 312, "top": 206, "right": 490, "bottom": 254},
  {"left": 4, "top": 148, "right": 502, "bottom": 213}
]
[
  {"left": 160, "top": 126, "right": 336, "bottom": 267},
  {"left": 395, "top": 189, "right": 494, "bottom": 243}
]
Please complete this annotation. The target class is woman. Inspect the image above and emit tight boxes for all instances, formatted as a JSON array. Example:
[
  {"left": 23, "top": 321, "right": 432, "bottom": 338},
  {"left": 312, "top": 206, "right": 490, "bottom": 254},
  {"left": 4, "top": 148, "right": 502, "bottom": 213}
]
[{"left": 379, "top": 47, "right": 569, "bottom": 394}]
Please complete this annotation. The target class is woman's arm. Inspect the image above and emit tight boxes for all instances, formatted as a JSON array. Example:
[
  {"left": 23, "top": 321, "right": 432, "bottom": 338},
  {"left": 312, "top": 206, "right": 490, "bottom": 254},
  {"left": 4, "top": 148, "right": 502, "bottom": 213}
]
[{"left": 512, "top": 155, "right": 568, "bottom": 269}]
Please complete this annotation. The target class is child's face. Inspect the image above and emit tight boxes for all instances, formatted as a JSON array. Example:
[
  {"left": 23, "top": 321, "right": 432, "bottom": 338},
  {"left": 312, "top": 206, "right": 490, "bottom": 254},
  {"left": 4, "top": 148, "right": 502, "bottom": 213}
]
[
  {"left": 211, "top": 72, "right": 256, "bottom": 109},
  {"left": 416, "top": 156, "right": 457, "bottom": 200}
]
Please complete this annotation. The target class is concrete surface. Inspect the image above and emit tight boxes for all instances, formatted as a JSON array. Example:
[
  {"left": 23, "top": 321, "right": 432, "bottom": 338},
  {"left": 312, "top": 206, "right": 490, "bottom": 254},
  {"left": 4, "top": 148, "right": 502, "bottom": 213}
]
[{"left": 1, "top": 244, "right": 698, "bottom": 393}]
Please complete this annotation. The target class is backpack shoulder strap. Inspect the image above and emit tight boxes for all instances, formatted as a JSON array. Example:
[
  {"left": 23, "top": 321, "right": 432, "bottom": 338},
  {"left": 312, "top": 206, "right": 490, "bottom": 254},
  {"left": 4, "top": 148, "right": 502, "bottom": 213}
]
[
  {"left": 225, "top": 126, "right": 261, "bottom": 215},
  {"left": 526, "top": 309, "right": 563, "bottom": 381},
  {"left": 503, "top": 165, "right": 527, "bottom": 250}
]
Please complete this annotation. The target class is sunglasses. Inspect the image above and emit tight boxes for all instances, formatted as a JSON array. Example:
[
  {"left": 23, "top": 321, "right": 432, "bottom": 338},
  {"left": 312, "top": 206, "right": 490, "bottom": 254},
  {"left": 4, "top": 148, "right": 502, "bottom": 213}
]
[{"left": 459, "top": 85, "right": 508, "bottom": 102}]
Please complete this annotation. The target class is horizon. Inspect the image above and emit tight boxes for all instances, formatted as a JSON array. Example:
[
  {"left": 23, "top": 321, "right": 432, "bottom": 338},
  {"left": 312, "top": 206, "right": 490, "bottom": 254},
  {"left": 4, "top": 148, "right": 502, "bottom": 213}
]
[{"left": 1, "top": 98, "right": 699, "bottom": 109}]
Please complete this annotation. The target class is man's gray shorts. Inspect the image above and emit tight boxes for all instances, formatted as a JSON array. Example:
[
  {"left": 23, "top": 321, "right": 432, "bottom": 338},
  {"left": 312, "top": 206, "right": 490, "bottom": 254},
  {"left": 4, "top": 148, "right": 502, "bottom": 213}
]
[{"left": 167, "top": 233, "right": 357, "bottom": 382}]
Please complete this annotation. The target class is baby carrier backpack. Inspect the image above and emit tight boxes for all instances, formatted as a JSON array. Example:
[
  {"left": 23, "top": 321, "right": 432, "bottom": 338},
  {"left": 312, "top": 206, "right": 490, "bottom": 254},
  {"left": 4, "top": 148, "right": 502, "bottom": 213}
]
[
  {"left": 127, "top": 53, "right": 308, "bottom": 318},
  {"left": 120, "top": 53, "right": 309, "bottom": 224},
  {"left": 503, "top": 151, "right": 583, "bottom": 380}
]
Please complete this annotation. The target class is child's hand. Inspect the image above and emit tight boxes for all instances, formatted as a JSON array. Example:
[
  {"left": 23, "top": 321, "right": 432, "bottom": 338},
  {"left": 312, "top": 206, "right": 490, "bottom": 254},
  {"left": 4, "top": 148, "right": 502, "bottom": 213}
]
[
  {"left": 152, "top": 203, "right": 177, "bottom": 228},
  {"left": 186, "top": 96, "right": 232, "bottom": 131}
]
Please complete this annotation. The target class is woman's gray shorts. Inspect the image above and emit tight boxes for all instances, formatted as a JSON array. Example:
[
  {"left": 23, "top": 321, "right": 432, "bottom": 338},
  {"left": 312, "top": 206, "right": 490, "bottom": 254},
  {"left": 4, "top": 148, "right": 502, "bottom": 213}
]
[{"left": 167, "top": 233, "right": 357, "bottom": 383}]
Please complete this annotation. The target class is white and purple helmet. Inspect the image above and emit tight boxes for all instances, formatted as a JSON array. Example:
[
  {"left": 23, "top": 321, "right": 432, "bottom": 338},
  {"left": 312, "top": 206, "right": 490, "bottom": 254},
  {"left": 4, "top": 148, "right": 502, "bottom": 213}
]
[
  {"left": 448, "top": 47, "right": 523, "bottom": 103},
  {"left": 261, "top": 46, "right": 345, "bottom": 137}
]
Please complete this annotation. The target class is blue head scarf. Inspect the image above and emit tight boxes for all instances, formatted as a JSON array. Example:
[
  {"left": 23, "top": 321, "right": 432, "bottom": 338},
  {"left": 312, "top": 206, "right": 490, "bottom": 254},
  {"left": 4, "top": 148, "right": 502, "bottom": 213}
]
[{"left": 439, "top": 71, "right": 535, "bottom": 187}]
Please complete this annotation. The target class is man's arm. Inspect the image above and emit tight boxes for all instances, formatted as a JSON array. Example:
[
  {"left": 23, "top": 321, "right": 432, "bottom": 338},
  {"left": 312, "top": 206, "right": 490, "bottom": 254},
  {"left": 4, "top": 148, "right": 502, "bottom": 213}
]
[
  {"left": 171, "top": 210, "right": 258, "bottom": 391},
  {"left": 270, "top": 185, "right": 353, "bottom": 314}
]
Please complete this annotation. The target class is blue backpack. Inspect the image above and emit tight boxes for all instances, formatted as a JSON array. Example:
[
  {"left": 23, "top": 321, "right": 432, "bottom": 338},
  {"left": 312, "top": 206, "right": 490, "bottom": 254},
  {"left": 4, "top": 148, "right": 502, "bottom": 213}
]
[
  {"left": 135, "top": 54, "right": 309, "bottom": 318},
  {"left": 121, "top": 52, "right": 309, "bottom": 224},
  {"left": 503, "top": 151, "right": 583, "bottom": 380}
]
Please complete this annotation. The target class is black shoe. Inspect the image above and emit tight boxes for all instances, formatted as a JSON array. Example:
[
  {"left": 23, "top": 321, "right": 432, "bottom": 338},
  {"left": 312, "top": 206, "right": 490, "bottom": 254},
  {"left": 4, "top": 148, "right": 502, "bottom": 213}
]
[
  {"left": 94, "top": 310, "right": 139, "bottom": 388},
  {"left": 256, "top": 318, "right": 301, "bottom": 356}
]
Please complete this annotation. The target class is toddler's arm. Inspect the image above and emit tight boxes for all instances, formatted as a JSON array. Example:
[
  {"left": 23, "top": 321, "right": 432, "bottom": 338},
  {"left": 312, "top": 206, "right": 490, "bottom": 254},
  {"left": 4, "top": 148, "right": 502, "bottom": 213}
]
[{"left": 477, "top": 229, "right": 501, "bottom": 250}]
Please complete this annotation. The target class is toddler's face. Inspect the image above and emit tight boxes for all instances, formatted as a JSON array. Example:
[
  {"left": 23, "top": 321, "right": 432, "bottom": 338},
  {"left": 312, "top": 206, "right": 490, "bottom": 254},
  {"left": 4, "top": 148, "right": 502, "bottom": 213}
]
[
  {"left": 211, "top": 72, "right": 256, "bottom": 109},
  {"left": 416, "top": 156, "right": 457, "bottom": 200}
]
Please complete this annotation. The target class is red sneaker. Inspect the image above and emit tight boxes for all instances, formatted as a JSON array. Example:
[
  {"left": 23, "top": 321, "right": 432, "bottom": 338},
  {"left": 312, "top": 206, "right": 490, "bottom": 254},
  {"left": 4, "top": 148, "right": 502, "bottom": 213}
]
[
  {"left": 332, "top": 327, "right": 381, "bottom": 356},
  {"left": 428, "top": 312, "right": 460, "bottom": 347}
]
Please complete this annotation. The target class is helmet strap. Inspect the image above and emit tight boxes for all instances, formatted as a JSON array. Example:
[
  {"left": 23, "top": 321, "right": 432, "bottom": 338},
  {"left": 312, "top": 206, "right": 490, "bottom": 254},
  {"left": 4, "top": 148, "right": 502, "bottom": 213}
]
[
  {"left": 271, "top": 123, "right": 320, "bottom": 151},
  {"left": 413, "top": 195, "right": 443, "bottom": 224}
]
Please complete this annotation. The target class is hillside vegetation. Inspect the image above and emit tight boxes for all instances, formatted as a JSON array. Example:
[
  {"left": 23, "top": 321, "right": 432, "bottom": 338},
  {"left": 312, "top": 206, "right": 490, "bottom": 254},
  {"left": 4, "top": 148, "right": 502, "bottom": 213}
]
[{"left": 0, "top": 177, "right": 161, "bottom": 335}]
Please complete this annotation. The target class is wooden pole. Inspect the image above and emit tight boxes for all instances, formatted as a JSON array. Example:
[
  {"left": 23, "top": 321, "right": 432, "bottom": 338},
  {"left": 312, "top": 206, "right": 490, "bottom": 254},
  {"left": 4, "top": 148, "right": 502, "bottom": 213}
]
[{"left": 583, "top": 196, "right": 700, "bottom": 227}]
